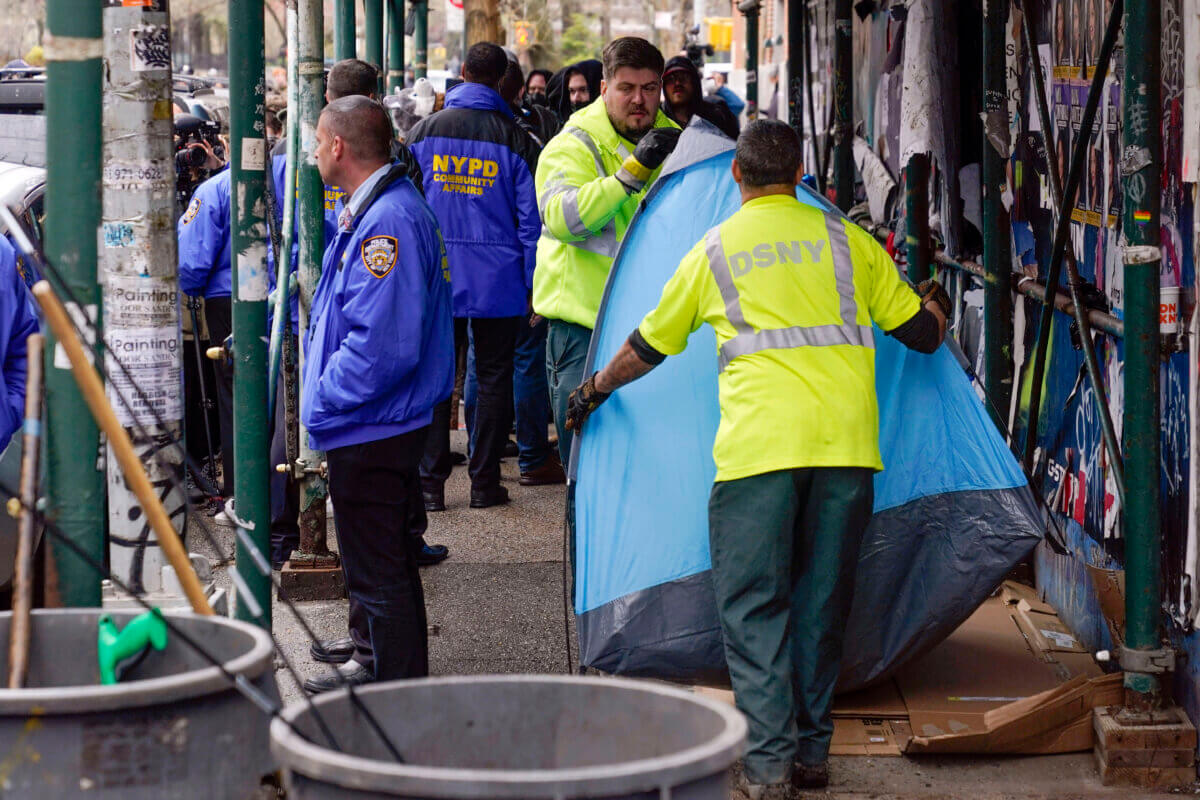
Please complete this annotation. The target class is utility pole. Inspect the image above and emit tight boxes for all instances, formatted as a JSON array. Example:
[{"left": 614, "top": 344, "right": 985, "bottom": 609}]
[
  {"left": 336, "top": 0, "right": 356, "bottom": 61},
  {"left": 101, "top": 0, "right": 187, "bottom": 598},
  {"left": 365, "top": 0, "right": 384, "bottom": 91},
  {"left": 413, "top": 0, "right": 429, "bottom": 78},
  {"left": 737, "top": 0, "right": 760, "bottom": 119},
  {"left": 786, "top": 0, "right": 802, "bottom": 137},
  {"left": 228, "top": 0, "right": 272, "bottom": 628},
  {"left": 465, "top": 0, "right": 502, "bottom": 48},
  {"left": 831, "top": 0, "right": 852, "bottom": 211},
  {"left": 1120, "top": 0, "right": 1164, "bottom": 714},
  {"left": 43, "top": 0, "right": 105, "bottom": 606},
  {"left": 981, "top": 0, "right": 1013, "bottom": 428},
  {"left": 387, "top": 0, "right": 405, "bottom": 92}
]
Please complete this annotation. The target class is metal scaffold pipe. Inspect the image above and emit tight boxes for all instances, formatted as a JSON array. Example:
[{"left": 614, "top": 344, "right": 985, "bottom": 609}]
[
  {"left": 786, "top": 0, "right": 802, "bottom": 136},
  {"left": 905, "top": 153, "right": 931, "bottom": 284},
  {"left": 413, "top": 0, "right": 429, "bottom": 79},
  {"left": 228, "top": 0, "right": 272, "bottom": 628},
  {"left": 1121, "top": 0, "right": 1165, "bottom": 712},
  {"left": 365, "top": 0, "right": 384, "bottom": 92},
  {"left": 43, "top": 0, "right": 106, "bottom": 607},
  {"left": 295, "top": 0, "right": 336, "bottom": 569},
  {"left": 737, "top": 0, "right": 760, "bottom": 119},
  {"left": 336, "top": 0, "right": 357, "bottom": 61},
  {"left": 388, "top": 0, "right": 405, "bottom": 93},
  {"left": 981, "top": 0, "right": 1013, "bottom": 432},
  {"left": 832, "top": 0, "right": 852, "bottom": 211}
]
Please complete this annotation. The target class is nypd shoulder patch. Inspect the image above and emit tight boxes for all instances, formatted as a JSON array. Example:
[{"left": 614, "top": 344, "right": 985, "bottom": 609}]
[
  {"left": 361, "top": 235, "right": 398, "bottom": 279},
  {"left": 182, "top": 197, "right": 202, "bottom": 225}
]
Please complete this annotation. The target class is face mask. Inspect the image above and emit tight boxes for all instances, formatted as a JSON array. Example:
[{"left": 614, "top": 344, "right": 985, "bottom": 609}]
[
  {"left": 570, "top": 100, "right": 589, "bottom": 113},
  {"left": 525, "top": 91, "right": 547, "bottom": 107}
]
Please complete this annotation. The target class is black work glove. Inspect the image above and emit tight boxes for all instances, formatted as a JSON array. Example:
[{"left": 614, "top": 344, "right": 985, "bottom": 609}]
[
  {"left": 615, "top": 128, "right": 682, "bottom": 193},
  {"left": 916, "top": 278, "right": 952, "bottom": 319},
  {"left": 565, "top": 372, "right": 611, "bottom": 431}
]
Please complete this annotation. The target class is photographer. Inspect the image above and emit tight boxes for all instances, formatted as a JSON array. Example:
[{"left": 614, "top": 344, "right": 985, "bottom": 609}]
[{"left": 175, "top": 113, "right": 227, "bottom": 216}]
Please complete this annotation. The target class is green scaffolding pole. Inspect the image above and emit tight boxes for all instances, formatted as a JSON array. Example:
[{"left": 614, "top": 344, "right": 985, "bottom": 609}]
[
  {"left": 832, "top": 0, "right": 853, "bottom": 211},
  {"left": 44, "top": 0, "right": 105, "bottom": 607},
  {"left": 388, "top": 0, "right": 405, "bottom": 93},
  {"left": 413, "top": 0, "right": 428, "bottom": 79},
  {"left": 981, "top": 0, "right": 1013, "bottom": 431},
  {"left": 737, "top": 0, "right": 760, "bottom": 119},
  {"left": 904, "top": 153, "right": 931, "bottom": 284},
  {"left": 365, "top": 0, "right": 383, "bottom": 93},
  {"left": 786, "top": 0, "right": 802, "bottom": 136},
  {"left": 336, "top": 0, "right": 357, "bottom": 61},
  {"left": 1121, "top": 0, "right": 1164, "bottom": 712},
  {"left": 228, "top": 0, "right": 272, "bottom": 628}
]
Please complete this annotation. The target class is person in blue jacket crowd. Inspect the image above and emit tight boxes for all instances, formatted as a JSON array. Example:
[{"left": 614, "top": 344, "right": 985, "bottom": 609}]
[
  {"left": 299, "top": 95, "right": 454, "bottom": 692},
  {"left": 0, "top": 237, "right": 38, "bottom": 451},
  {"left": 178, "top": 155, "right": 302, "bottom": 564},
  {"left": 177, "top": 163, "right": 236, "bottom": 499},
  {"left": 405, "top": 42, "right": 541, "bottom": 510}
]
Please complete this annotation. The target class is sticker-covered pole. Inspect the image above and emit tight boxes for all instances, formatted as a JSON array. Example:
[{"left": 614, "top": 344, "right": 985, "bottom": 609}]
[
  {"left": 101, "top": 0, "right": 187, "bottom": 599},
  {"left": 44, "top": 0, "right": 105, "bottom": 606},
  {"left": 1121, "top": 0, "right": 1164, "bottom": 712},
  {"left": 228, "top": 0, "right": 272, "bottom": 627}
]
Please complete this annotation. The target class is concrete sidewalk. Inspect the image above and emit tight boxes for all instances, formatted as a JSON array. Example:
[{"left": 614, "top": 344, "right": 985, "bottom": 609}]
[{"left": 196, "top": 431, "right": 1187, "bottom": 799}]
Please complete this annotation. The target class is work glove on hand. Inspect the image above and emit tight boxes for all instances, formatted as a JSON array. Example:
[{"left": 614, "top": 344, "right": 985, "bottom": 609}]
[
  {"left": 916, "top": 278, "right": 952, "bottom": 319},
  {"left": 565, "top": 372, "right": 611, "bottom": 431},
  {"left": 615, "top": 128, "right": 682, "bottom": 194}
]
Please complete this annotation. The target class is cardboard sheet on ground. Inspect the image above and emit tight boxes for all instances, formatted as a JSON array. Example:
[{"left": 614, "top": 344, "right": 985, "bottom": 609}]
[
  {"left": 573, "top": 120, "right": 1043, "bottom": 690},
  {"left": 696, "top": 584, "right": 1120, "bottom": 756}
]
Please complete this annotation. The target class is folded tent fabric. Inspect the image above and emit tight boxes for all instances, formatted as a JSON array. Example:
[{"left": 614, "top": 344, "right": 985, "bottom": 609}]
[{"left": 573, "top": 119, "right": 1043, "bottom": 691}]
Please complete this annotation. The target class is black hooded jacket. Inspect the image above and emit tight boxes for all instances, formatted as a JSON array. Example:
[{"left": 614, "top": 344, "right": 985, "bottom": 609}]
[
  {"left": 661, "top": 56, "right": 739, "bottom": 140},
  {"left": 546, "top": 59, "right": 603, "bottom": 122}
]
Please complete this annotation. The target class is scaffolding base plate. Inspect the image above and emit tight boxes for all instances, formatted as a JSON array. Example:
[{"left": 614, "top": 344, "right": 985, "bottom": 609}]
[{"left": 279, "top": 560, "right": 346, "bottom": 601}]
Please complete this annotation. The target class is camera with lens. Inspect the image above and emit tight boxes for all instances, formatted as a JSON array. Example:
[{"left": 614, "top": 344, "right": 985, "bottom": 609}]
[
  {"left": 684, "top": 25, "right": 714, "bottom": 69},
  {"left": 174, "top": 113, "right": 225, "bottom": 212}
]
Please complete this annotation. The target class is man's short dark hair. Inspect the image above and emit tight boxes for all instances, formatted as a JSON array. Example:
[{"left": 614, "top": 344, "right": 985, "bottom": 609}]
[
  {"left": 463, "top": 42, "right": 508, "bottom": 88},
  {"left": 327, "top": 59, "right": 378, "bottom": 100},
  {"left": 498, "top": 60, "right": 524, "bottom": 105},
  {"left": 601, "top": 37, "right": 664, "bottom": 81},
  {"left": 321, "top": 95, "right": 393, "bottom": 163},
  {"left": 735, "top": 119, "right": 802, "bottom": 187}
]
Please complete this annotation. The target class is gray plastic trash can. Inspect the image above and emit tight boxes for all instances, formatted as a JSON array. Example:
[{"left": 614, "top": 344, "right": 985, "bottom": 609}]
[
  {"left": 272, "top": 674, "right": 747, "bottom": 799},
  {"left": 0, "top": 608, "right": 277, "bottom": 799}
]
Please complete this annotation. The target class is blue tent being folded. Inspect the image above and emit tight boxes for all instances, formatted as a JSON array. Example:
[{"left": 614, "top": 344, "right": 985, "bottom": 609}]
[{"left": 572, "top": 120, "right": 1043, "bottom": 691}]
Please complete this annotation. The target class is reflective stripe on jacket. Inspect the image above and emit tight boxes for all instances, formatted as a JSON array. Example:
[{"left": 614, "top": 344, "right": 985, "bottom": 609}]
[
  {"left": 531, "top": 99, "right": 679, "bottom": 329},
  {"left": 637, "top": 193, "right": 921, "bottom": 480}
]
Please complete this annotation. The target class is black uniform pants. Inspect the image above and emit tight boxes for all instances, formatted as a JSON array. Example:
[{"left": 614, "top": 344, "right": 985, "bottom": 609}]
[
  {"left": 326, "top": 427, "right": 430, "bottom": 681},
  {"left": 203, "top": 296, "right": 235, "bottom": 496},
  {"left": 421, "top": 316, "right": 519, "bottom": 492}
]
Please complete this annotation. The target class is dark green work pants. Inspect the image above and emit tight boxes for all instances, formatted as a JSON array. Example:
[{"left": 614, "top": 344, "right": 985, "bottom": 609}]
[{"left": 708, "top": 467, "right": 874, "bottom": 784}]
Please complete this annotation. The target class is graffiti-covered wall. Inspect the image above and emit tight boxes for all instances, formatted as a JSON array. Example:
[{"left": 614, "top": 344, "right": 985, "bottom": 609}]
[{"left": 845, "top": 0, "right": 1200, "bottom": 726}]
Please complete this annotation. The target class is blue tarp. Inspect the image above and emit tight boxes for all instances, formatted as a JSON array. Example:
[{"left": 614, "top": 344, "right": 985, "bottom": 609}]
[{"left": 573, "top": 121, "right": 1043, "bottom": 690}]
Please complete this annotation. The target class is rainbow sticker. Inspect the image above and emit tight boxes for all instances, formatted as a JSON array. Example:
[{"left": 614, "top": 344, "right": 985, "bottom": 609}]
[{"left": 1134, "top": 210, "right": 1152, "bottom": 223}]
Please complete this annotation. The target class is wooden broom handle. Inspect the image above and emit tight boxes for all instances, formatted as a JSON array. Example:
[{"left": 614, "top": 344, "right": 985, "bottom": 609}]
[{"left": 32, "top": 281, "right": 213, "bottom": 616}]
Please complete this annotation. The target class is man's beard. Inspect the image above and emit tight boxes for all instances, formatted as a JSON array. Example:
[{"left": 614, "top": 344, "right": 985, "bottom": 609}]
[{"left": 613, "top": 113, "right": 652, "bottom": 142}]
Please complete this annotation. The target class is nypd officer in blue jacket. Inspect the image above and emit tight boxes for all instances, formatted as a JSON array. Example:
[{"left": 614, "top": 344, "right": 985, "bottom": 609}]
[
  {"left": 405, "top": 42, "right": 541, "bottom": 510},
  {"left": 300, "top": 95, "right": 454, "bottom": 691}
]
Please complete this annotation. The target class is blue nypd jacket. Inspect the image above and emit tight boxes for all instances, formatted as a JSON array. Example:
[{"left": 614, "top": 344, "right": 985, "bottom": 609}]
[
  {"left": 405, "top": 82, "right": 540, "bottom": 318},
  {"left": 300, "top": 165, "right": 454, "bottom": 451},
  {"left": 0, "top": 237, "right": 38, "bottom": 450},
  {"left": 177, "top": 166, "right": 232, "bottom": 299}
]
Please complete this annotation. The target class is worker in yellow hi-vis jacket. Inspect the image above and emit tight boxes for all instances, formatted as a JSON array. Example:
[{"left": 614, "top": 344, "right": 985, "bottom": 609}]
[
  {"left": 532, "top": 36, "right": 681, "bottom": 467},
  {"left": 566, "top": 120, "right": 951, "bottom": 800}
]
